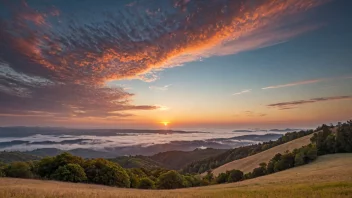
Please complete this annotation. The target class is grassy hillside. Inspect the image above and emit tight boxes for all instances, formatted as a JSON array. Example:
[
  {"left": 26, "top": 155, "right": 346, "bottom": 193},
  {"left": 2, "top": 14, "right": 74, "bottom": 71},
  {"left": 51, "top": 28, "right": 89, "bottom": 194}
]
[
  {"left": 0, "top": 154, "right": 351, "bottom": 197},
  {"left": 211, "top": 133, "right": 314, "bottom": 176},
  {"left": 182, "top": 130, "right": 314, "bottom": 174},
  {"left": 109, "top": 156, "right": 164, "bottom": 169},
  {"left": 150, "top": 148, "right": 227, "bottom": 170},
  {"left": 0, "top": 151, "right": 41, "bottom": 163}
]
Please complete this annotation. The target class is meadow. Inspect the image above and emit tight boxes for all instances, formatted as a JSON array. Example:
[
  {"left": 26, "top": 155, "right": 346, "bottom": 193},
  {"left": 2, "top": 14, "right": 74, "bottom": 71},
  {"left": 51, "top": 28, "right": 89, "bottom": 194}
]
[
  {"left": 1, "top": 154, "right": 351, "bottom": 198},
  {"left": 211, "top": 133, "right": 314, "bottom": 175}
]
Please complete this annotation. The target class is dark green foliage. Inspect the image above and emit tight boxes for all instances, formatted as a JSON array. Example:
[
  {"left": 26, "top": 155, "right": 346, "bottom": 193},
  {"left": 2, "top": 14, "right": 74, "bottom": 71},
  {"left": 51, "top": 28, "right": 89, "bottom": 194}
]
[
  {"left": 274, "top": 152, "right": 295, "bottom": 172},
  {"left": 335, "top": 121, "right": 352, "bottom": 152},
  {"left": 203, "top": 170, "right": 214, "bottom": 182},
  {"left": 51, "top": 163, "right": 87, "bottom": 182},
  {"left": 311, "top": 121, "right": 352, "bottom": 155},
  {"left": 182, "top": 175, "right": 201, "bottom": 187},
  {"left": 84, "top": 158, "right": 130, "bottom": 187},
  {"left": 138, "top": 177, "right": 155, "bottom": 189},
  {"left": 156, "top": 170, "right": 184, "bottom": 189},
  {"left": 183, "top": 130, "right": 314, "bottom": 174},
  {"left": 35, "top": 156, "right": 55, "bottom": 178},
  {"left": 311, "top": 125, "right": 334, "bottom": 155},
  {"left": 251, "top": 166, "right": 266, "bottom": 178},
  {"left": 109, "top": 156, "right": 164, "bottom": 169},
  {"left": 126, "top": 170, "right": 140, "bottom": 188},
  {"left": 227, "top": 169, "right": 243, "bottom": 182},
  {"left": 0, "top": 163, "right": 6, "bottom": 177},
  {"left": 243, "top": 172, "right": 252, "bottom": 179},
  {"left": 53, "top": 152, "right": 84, "bottom": 168},
  {"left": 150, "top": 148, "right": 227, "bottom": 170},
  {"left": 35, "top": 152, "right": 84, "bottom": 179},
  {"left": 294, "top": 144, "right": 317, "bottom": 166},
  {"left": 4, "top": 162, "right": 33, "bottom": 178},
  {"left": 216, "top": 172, "right": 228, "bottom": 184},
  {"left": 0, "top": 151, "right": 41, "bottom": 163}
]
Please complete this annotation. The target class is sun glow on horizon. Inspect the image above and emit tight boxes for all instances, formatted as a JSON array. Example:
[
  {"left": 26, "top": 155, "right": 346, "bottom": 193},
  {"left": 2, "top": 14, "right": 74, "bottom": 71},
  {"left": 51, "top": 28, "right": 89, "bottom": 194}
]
[{"left": 160, "top": 121, "right": 170, "bottom": 126}]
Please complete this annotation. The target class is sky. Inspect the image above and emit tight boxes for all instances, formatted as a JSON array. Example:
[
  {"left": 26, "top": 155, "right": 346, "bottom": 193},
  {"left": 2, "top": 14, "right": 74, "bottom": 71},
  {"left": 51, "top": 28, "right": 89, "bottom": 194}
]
[{"left": 0, "top": 0, "right": 351, "bottom": 130}]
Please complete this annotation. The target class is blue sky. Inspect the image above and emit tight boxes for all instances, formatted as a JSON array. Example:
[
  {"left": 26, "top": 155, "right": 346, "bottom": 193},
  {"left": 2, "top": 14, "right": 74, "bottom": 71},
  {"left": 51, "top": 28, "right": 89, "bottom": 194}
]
[{"left": 0, "top": 0, "right": 351, "bottom": 129}]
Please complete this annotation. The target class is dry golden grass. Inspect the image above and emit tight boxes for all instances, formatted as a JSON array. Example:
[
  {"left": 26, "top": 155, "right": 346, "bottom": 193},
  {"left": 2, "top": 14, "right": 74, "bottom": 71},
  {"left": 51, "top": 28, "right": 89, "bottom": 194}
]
[
  {"left": 0, "top": 154, "right": 351, "bottom": 198},
  {"left": 211, "top": 133, "right": 314, "bottom": 176}
]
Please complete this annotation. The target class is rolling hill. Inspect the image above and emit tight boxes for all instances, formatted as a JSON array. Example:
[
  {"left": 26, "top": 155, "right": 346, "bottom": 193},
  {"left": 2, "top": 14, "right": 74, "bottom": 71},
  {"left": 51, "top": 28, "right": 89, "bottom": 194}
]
[
  {"left": 210, "top": 133, "right": 314, "bottom": 176},
  {"left": 150, "top": 148, "right": 227, "bottom": 170},
  {"left": 0, "top": 154, "right": 351, "bottom": 198},
  {"left": 0, "top": 151, "right": 41, "bottom": 163}
]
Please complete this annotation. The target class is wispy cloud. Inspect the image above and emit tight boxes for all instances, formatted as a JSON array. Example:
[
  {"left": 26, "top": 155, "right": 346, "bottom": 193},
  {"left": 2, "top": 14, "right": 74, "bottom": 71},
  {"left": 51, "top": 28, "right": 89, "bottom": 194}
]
[
  {"left": 149, "top": 84, "right": 172, "bottom": 91},
  {"left": 232, "top": 89, "right": 251, "bottom": 96},
  {"left": 0, "top": 0, "right": 329, "bottom": 123},
  {"left": 262, "top": 75, "right": 352, "bottom": 90},
  {"left": 268, "top": 95, "right": 352, "bottom": 110}
]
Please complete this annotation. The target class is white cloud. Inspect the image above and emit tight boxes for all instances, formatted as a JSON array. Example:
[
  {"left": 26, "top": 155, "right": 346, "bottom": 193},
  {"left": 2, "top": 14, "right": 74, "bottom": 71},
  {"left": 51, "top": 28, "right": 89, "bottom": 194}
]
[
  {"left": 232, "top": 89, "right": 251, "bottom": 96},
  {"left": 149, "top": 84, "right": 172, "bottom": 91}
]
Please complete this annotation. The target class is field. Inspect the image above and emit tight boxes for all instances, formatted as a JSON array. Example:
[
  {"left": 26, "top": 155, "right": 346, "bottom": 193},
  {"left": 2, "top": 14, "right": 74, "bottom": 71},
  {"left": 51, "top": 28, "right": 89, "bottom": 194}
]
[
  {"left": 211, "top": 133, "right": 314, "bottom": 176},
  {"left": 0, "top": 154, "right": 351, "bottom": 198}
]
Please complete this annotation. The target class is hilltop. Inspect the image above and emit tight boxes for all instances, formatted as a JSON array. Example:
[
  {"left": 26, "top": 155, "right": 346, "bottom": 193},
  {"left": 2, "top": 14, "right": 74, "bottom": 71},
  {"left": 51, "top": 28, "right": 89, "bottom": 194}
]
[
  {"left": 211, "top": 133, "right": 313, "bottom": 175},
  {"left": 0, "top": 154, "right": 351, "bottom": 197}
]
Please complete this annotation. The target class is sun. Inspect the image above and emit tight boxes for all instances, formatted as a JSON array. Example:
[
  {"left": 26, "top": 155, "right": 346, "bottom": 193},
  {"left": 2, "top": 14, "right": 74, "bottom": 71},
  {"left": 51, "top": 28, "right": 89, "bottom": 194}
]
[{"left": 160, "top": 121, "right": 170, "bottom": 126}]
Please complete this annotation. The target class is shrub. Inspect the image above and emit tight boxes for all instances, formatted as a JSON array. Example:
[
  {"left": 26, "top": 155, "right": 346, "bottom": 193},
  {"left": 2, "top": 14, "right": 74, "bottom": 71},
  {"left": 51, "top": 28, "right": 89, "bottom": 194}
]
[
  {"left": 138, "top": 177, "right": 155, "bottom": 189},
  {"left": 227, "top": 169, "right": 243, "bottom": 182},
  {"left": 84, "top": 158, "right": 130, "bottom": 187},
  {"left": 216, "top": 172, "right": 228, "bottom": 184},
  {"left": 156, "top": 170, "right": 184, "bottom": 189},
  {"left": 251, "top": 166, "right": 266, "bottom": 178},
  {"left": 51, "top": 163, "right": 87, "bottom": 182},
  {"left": 5, "top": 162, "right": 33, "bottom": 178},
  {"left": 35, "top": 157, "right": 55, "bottom": 178}
]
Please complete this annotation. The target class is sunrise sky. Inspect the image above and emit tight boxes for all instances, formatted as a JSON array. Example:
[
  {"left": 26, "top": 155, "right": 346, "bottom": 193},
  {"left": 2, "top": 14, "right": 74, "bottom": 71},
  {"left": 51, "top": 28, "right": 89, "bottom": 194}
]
[{"left": 0, "top": 0, "right": 351, "bottom": 130}]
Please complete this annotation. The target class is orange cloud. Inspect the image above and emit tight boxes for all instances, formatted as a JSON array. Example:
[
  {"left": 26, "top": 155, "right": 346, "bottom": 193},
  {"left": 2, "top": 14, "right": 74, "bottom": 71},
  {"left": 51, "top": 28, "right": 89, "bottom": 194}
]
[{"left": 2, "top": 0, "right": 329, "bottom": 85}]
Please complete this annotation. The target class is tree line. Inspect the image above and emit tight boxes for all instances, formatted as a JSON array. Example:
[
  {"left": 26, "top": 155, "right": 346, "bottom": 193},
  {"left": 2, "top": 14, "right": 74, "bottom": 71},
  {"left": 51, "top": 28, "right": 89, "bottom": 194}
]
[{"left": 201, "top": 121, "right": 351, "bottom": 185}]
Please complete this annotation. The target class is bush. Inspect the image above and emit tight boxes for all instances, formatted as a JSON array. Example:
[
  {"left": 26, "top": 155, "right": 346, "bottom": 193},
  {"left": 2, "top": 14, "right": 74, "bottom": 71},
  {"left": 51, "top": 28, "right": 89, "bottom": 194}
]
[
  {"left": 5, "top": 162, "right": 33, "bottom": 178},
  {"left": 138, "top": 177, "right": 155, "bottom": 189},
  {"left": 126, "top": 170, "right": 140, "bottom": 188},
  {"left": 156, "top": 170, "right": 184, "bottom": 189},
  {"left": 216, "top": 172, "right": 228, "bottom": 184},
  {"left": 251, "top": 166, "right": 266, "bottom": 178},
  {"left": 51, "top": 163, "right": 87, "bottom": 182},
  {"left": 203, "top": 170, "right": 214, "bottom": 182},
  {"left": 35, "top": 157, "right": 55, "bottom": 178},
  {"left": 227, "top": 169, "right": 243, "bottom": 182},
  {"left": 84, "top": 159, "right": 130, "bottom": 187}
]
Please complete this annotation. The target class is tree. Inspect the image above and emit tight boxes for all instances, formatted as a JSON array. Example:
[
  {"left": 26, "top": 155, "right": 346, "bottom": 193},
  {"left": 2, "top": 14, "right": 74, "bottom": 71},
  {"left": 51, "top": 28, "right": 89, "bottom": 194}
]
[
  {"left": 294, "top": 152, "right": 305, "bottom": 166},
  {"left": 251, "top": 166, "right": 266, "bottom": 178},
  {"left": 266, "top": 161, "right": 275, "bottom": 174},
  {"left": 274, "top": 153, "right": 295, "bottom": 172},
  {"left": 0, "top": 162, "right": 7, "bottom": 177},
  {"left": 5, "top": 162, "right": 33, "bottom": 178},
  {"left": 216, "top": 172, "right": 228, "bottom": 184},
  {"left": 156, "top": 170, "right": 184, "bottom": 189},
  {"left": 243, "top": 172, "right": 252, "bottom": 179},
  {"left": 35, "top": 157, "right": 55, "bottom": 178},
  {"left": 126, "top": 170, "right": 140, "bottom": 188},
  {"left": 335, "top": 122, "right": 352, "bottom": 152},
  {"left": 84, "top": 158, "right": 130, "bottom": 187},
  {"left": 138, "top": 177, "right": 155, "bottom": 189},
  {"left": 53, "top": 152, "right": 84, "bottom": 168},
  {"left": 51, "top": 163, "right": 87, "bottom": 183},
  {"left": 227, "top": 169, "right": 243, "bottom": 182},
  {"left": 203, "top": 170, "right": 214, "bottom": 182}
]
